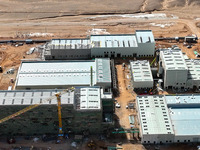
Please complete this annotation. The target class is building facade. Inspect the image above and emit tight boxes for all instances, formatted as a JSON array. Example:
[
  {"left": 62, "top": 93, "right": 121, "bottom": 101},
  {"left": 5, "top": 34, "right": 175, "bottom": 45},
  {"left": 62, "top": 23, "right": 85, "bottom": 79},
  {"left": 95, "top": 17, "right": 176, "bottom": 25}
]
[
  {"left": 15, "top": 58, "right": 112, "bottom": 91},
  {"left": 130, "top": 60, "right": 153, "bottom": 89},
  {"left": 159, "top": 49, "right": 188, "bottom": 89},
  {"left": 44, "top": 39, "right": 91, "bottom": 60},
  {"left": 44, "top": 30, "right": 155, "bottom": 60},
  {"left": 136, "top": 94, "right": 200, "bottom": 144},
  {"left": 158, "top": 49, "right": 200, "bottom": 90},
  {"left": 0, "top": 87, "right": 114, "bottom": 136}
]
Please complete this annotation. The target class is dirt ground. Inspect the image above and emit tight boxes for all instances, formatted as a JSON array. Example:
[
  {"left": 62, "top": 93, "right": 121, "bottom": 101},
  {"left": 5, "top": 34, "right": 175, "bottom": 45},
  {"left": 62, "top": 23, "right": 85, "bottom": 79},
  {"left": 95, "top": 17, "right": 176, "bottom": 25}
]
[
  {"left": 0, "top": 1, "right": 200, "bottom": 150},
  {"left": 0, "top": 44, "right": 40, "bottom": 90}
]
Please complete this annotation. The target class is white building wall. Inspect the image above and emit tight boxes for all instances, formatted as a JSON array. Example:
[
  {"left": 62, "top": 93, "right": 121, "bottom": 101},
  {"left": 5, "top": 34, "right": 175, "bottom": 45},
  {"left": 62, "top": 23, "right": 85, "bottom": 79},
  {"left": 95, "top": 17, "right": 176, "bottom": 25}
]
[
  {"left": 91, "top": 43, "right": 155, "bottom": 58},
  {"left": 174, "top": 135, "right": 200, "bottom": 143},
  {"left": 164, "top": 70, "right": 188, "bottom": 88},
  {"left": 186, "top": 79, "right": 200, "bottom": 89},
  {"left": 142, "top": 134, "right": 174, "bottom": 144},
  {"left": 91, "top": 47, "right": 139, "bottom": 58},
  {"left": 137, "top": 43, "right": 155, "bottom": 57},
  {"left": 133, "top": 81, "right": 153, "bottom": 88}
]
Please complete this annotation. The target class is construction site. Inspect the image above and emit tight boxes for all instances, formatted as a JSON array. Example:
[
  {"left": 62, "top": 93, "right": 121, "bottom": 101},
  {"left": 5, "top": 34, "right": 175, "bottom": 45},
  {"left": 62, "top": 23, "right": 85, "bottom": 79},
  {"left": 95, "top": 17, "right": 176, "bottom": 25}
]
[{"left": 0, "top": 1, "right": 200, "bottom": 150}]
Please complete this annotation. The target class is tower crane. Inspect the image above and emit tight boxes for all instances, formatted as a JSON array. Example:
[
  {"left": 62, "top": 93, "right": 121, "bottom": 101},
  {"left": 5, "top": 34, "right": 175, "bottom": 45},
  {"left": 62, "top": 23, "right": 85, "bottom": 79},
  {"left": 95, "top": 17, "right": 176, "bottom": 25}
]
[
  {"left": 55, "top": 93, "right": 63, "bottom": 138},
  {"left": 0, "top": 87, "right": 75, "bottom": 138}
]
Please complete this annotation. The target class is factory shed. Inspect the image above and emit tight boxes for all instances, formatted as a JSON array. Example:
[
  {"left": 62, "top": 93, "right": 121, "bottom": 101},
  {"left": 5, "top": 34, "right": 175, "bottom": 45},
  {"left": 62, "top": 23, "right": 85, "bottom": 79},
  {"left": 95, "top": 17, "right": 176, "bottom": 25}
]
[
  {"left": 15, "top": 58, "right": 111, "bottom": 90},
  {"left": 130, "top": 60, "right": 153, "bottom": 89},
  {"left": 44, "top": 39, "right": 91, "bottom": 60},
  {"left": 166, "top": 95, "right": 200, "bottom": 143},
  {"left": 0, "top": 87, "right": 114, "bottom": 135},
  {"left": 159, "top": 49, "right": 188, "bottom": 89},
  {"left": 137, "top": 94, "right": 200, "bottom": 144},
  {"left": 44, "top": 30, "right": 155, "bottom": 60},
  {"left": 91, "top": 30, "right": 155, "bottom": 58},
  {"left": 136, "top": 95, "right": 174, "bottom": 144},
  {"left": 185, "top": 59, "right": 200, "bottom": 89}
]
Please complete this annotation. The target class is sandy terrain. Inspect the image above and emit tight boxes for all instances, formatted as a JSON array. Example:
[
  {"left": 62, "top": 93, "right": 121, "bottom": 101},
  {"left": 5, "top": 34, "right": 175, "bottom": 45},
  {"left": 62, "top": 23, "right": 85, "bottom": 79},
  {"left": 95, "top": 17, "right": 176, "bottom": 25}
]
[
  {"left": 0, "top": 1, "right": 200, "bottom": 150},
  {"left": 0, "top": 0, "right": 199, "bottom": 38}
]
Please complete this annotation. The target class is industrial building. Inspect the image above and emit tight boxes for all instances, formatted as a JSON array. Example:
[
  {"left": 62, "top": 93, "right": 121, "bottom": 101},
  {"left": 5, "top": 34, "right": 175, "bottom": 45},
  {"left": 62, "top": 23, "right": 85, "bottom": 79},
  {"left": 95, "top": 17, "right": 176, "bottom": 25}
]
[
  {"left": 0, "top": 87, "right": 114, "bottom": 136},
  {"left": 158, "top": 49, "right": 188, "bottom": 89},
  {"left": 44, "top": 39, "right": 91, "bottom": 60},
  {"left": 158, "top": 48, "right": 200, "bottom": 90},
  {"left": 44, "top": 30, "right": 155, "bottom": 60},
  {"left": 15, "top": 58, "right": 112, "bottom": 91},
  {"left": 130, "top": 60, "right": 153, "bottom": 89},
  {"left": 136, "top": 94, "right": 200, "bottom": 144},
  {"left": 185, "top": 59, "right": 200, "bottom": 89}
]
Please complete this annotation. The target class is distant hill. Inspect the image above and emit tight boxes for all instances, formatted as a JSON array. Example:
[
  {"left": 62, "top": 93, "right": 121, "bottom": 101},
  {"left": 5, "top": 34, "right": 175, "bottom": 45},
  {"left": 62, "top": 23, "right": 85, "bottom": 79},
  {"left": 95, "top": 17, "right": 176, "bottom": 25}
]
[{"left": 0, "top": 0, "right": 200, "bottom": 15}]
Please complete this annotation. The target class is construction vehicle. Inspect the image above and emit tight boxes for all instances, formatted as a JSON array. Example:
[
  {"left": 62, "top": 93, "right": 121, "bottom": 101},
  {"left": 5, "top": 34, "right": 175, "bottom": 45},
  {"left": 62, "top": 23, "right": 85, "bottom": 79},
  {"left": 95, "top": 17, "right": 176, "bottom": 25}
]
[
  {"left": 0, "top": 66, "right": 3, "bottom": 73},
  {"left": 87, "top": 140, "right": 97, "bottom": 150},
  {"left": 0, "top": 87, "right": 75, "bottom": 141}
]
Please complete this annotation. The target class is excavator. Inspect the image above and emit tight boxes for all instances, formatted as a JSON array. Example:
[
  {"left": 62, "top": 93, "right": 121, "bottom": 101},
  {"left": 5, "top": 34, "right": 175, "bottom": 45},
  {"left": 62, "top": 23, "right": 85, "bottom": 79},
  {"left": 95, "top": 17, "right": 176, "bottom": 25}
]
[{"left": 0, "top": 87, "right": 75, "bottom": 142}]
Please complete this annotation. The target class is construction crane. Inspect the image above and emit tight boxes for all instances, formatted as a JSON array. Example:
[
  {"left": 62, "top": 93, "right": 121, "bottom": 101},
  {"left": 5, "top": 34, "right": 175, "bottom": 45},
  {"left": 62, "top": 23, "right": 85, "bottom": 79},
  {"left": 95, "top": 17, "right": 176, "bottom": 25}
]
[
  {"left": 55, "top": 92, "right": 63, "bottom": 138},
  {"left": 0, "top": 87, "right": 75, "bottom": 137}
]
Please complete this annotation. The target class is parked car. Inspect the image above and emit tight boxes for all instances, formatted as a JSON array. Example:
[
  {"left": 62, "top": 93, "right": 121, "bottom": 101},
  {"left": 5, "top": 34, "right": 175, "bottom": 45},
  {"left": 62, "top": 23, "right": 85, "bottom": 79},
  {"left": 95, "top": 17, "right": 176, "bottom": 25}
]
[{"left": 115, "top": 103, "right": 121, "bottom": 108}]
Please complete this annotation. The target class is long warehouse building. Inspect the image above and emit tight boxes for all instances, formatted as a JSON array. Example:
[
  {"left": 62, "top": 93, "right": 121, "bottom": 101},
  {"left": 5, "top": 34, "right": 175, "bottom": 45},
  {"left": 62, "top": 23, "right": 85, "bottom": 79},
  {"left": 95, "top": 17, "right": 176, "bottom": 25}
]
[
  {"left": 15, "top": 58, "right": 112, "bottom": 91},
  {"left": 130, "top": 60, "right": 153, "bottom": 89},
  {"left": 158, "top": 48, "right": 200, "bottom": 90},
  {"left": 0, "top": 87, "right": 114, "bottom": 136},
  {"left": 44, "top": 30, "right": 155, "bottom": 60},
  {"left": 136, "top": 94, "right": 200, "bottom": 144}
]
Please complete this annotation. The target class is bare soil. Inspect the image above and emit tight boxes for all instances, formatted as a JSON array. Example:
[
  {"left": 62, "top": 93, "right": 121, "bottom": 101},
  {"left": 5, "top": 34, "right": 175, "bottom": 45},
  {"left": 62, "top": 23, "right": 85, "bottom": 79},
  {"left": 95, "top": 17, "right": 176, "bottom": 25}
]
[{"left": 0, "top": 1, "right": 200, "bottom": 150}]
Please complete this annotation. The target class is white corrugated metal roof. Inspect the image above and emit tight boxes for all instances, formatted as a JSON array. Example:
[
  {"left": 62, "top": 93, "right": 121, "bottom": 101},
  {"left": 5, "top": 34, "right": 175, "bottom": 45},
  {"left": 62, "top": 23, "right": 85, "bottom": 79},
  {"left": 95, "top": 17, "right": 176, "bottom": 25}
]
[
  {"left": 0, "top": 90, "right": 74, "bottom": 105},
  {"left": 137, "top": 95, "right": 174, "bottom": 135},
  {"left": 16, "top": 59, "right": 111, "bottom": 88},
  {"left": 135, "top": 30, "right": 155, "bottom": 43},
  {"left": 160, "top": 49, "right": 187, "bottom": 70},
  {"left": 51, "top": 39, "right": 91, "bottom": 49},
  {"left": 91, "top": 34, "right": 138, "bottom": 48},
  {"left": 185, "top": 59, "right": 200, "bottom": 80},
  {"left": 130, "top": 60, "right": 153, "bottom": 82}
]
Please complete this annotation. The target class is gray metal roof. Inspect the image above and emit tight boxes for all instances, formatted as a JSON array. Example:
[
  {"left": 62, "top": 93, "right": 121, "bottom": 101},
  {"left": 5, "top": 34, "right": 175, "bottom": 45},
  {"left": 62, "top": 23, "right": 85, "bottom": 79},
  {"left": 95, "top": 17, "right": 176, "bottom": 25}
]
[
  {"left": 137, "top": 95, "right": 174, "bottom": 135},
  {"left": 0, "top": 90, "right": 74, "bottom": 105},
  {"left": 50, "top": 39, "right": 91, "bottom": 49},
  {"left": 90, "top": 34, "right": 138, "bottom": 48},
  {"left": 96, "top": 58, "right": 111, "bottom": 83},
  {"left": 166, "top": 94, "right": 200, "bottom": 106},
  {"left": 16, "top": 59, "right": 111, "bottom": 88},
  {"left": 130, "top": 60, "right": 153, "bottom": 82},
  {"left": 138, "top": 94, "right": 200, "bottom": 137},
  {"left": 169, "top": 108, "right": 200, "bottom": 136},
  {"left": 135, "top": 30, "right": 155, "bottom": 43},
  {"left": 160, "top": 49, "right": 188, "bottom": 70},
  {"left": 185, "top": 59, "right": 200, "bottom": 80}
]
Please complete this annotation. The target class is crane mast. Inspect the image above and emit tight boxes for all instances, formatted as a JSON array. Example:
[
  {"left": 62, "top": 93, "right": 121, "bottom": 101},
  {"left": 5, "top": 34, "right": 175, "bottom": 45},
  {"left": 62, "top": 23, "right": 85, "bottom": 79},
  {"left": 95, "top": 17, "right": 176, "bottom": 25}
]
[{"left": 55, "top": 93, "right": 63, "bottom": 137}]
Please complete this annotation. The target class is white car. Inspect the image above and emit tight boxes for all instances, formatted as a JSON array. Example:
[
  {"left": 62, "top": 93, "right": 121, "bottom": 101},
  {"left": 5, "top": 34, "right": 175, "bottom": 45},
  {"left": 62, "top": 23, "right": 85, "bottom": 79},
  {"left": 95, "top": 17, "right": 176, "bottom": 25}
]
[{"left": 116, "top": 103, "right": 121, "bottom": 108}]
